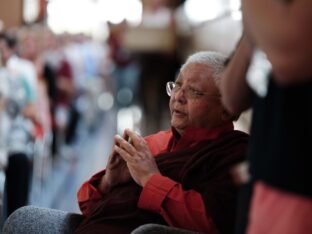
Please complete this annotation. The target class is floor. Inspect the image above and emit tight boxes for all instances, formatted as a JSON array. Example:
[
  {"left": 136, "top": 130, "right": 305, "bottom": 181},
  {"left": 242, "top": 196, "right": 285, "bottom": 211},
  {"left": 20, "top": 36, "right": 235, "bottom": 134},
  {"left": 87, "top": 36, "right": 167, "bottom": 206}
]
[{"left": 29, "top": 110, "right": 117, "bottom": 213}]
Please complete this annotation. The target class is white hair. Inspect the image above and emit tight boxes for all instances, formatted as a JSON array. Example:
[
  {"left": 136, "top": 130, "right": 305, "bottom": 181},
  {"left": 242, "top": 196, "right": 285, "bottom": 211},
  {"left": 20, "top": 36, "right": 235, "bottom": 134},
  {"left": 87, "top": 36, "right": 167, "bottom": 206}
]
[{"left": 180, "top": 51, "right": 227, "bottom": 82}]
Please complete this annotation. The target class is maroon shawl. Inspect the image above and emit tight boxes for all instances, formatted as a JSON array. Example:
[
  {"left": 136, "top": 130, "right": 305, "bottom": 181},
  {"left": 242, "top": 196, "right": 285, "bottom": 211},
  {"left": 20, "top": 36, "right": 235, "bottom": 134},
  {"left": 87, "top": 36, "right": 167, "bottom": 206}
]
[{"left": 74, "top": 130, "right": 248, "bottom": 234}]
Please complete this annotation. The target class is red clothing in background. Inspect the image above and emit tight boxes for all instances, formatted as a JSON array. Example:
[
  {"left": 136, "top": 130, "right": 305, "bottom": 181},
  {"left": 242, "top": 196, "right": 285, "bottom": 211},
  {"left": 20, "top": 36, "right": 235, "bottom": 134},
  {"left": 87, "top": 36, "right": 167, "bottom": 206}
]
[
  {"left": 247, "top": 181, "right": 312, "bottom": 234},
  {"left": 56, "top": 60, "right": 74, "bottom": 105},
  {"left": 77, "top": 123, "right": 246, "bottom": 233}
]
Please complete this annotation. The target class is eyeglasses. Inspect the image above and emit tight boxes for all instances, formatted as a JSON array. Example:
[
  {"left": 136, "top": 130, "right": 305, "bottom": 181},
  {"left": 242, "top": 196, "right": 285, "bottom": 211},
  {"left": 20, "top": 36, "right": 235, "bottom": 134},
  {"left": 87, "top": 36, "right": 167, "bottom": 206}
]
[{"left": 166, "top": 81, "right": 220, "bottom": 99}]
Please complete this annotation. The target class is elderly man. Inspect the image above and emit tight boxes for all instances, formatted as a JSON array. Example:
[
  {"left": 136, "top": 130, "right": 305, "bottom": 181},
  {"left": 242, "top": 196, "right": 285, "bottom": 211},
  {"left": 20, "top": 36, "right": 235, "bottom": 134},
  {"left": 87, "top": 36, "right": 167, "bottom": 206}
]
[{"left": 74, "top": 51, "right": 248, "bottom": 234}]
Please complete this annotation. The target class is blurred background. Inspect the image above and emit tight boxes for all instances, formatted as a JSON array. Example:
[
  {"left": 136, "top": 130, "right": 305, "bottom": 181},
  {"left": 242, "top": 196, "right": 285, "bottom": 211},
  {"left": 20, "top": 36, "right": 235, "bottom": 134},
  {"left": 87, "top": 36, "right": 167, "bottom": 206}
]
[{"left": 0, "top": 0, "right": 250, "bottom": 228}]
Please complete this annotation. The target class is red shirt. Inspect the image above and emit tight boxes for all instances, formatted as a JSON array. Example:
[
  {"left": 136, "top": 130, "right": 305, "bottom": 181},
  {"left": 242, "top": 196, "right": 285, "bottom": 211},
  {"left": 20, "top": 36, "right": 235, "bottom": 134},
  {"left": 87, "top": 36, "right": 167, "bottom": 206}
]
[{"left": 77, "top": 124, "right": 234, "bottom": 233}]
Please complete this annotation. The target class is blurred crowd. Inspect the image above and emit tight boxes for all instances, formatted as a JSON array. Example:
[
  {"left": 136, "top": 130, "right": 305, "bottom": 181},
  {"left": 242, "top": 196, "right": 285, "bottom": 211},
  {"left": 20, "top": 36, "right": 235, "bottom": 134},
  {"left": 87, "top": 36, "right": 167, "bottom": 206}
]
[{"left": 0, "top": 24, "right": 119, "bottom": 223}]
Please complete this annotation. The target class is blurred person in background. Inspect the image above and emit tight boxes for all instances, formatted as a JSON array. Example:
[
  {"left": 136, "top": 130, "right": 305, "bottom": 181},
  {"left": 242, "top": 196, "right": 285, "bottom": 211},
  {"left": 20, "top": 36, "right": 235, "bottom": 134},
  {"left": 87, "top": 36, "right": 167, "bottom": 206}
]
[
  {"left": 107, "top": 20, "right": 140, "bottom": 108},
  {"left": 42, "top": 31, "right": 107, "bottom": 157},
  {"left": 141, "top": 0, "right": 174, "bottom": 28},
  {"left": 0, "top": 32, "right": 35, "bottom": 217},
  {"left": 41, "top": 31, "right": 75, "bottom": 158},
  {"left": 74, "top": 51, "right": 248, "bottom": 234},
  {"left": 61, "top": 33, "right": 106, "bottom": 147},
  {"left": 18, "top": 26, "right": 52, "bottom": 150},
  {"left": 221, "top": 0, "right": 312, "bottom": 233},
  {"left": 137, "top": 0, "right": 181, "bottom": 135}
]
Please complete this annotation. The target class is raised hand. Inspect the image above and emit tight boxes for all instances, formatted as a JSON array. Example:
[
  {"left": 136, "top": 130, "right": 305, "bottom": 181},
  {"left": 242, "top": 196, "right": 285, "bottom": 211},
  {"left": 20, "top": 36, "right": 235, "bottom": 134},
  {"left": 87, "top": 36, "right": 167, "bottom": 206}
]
[
  {"left": 98, "top": 132, "right": 131, "bottom": 193},
  {"left": 114, "top": 129, "right": 160, "bottom": 187}
]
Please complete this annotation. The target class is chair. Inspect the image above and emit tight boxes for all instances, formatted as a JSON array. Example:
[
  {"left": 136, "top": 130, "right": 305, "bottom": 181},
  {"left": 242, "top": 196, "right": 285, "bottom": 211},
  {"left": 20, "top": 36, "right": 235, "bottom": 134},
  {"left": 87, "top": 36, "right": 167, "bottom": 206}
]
[
  {"left": 2, "top": 206, "right": 83, "bottom": 234},
  {"left": 2, "top": 206, "right": 200, "bottom": 234}
]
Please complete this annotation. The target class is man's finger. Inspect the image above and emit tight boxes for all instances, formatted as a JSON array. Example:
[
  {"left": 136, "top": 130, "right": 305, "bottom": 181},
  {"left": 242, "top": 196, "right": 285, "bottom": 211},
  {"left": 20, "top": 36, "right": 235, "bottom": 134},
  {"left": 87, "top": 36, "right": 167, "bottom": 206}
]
[
  {"left": 114, "top": 145, "right": 138, "bottom": 163},
  {"left": 122, "top": 130, "right": 130, "bottom": 142},
  {"left": 114, "top": 135, "right": 137, "bottom": 155},
  {"left": 124, "top": 129, "right": 146, "bottom": 149}
]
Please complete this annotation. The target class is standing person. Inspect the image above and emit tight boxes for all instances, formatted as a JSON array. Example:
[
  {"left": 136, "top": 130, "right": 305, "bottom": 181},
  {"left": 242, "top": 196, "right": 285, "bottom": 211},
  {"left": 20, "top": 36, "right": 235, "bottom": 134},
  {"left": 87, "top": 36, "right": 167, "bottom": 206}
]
[
  {"left": 73, "top": 51, "right": 248, "bottom": 234},
  {"left": 221, "top": 0, "right": 312, "bottom": 233},
  {"left": 18, "top": 27, "right": 52, "bottom": 144},
  {"left": 138, "top": 0, "right": 179, "bottom": 135},
  {"left": 0, "top": 32, "right": 35, "bottom": 217},
  {"left": 107, "top": 20, "right": 139, "bottom": 108}
]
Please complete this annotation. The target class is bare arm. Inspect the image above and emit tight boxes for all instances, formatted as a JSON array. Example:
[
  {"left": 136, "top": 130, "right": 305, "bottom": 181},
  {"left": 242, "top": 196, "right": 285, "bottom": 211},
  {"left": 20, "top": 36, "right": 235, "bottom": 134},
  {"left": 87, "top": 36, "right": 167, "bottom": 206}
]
[
  {"left": 221, "top": 34, "right": 255, "bottom": 116},
  {"left": 241, "top": 0, "right": 312, "bottom": 85}
]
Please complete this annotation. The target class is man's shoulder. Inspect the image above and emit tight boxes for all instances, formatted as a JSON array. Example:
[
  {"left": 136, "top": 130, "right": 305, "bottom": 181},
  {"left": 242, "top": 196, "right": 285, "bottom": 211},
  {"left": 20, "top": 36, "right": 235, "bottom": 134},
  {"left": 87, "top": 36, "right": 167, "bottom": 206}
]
[
  {"left": 144, "top": 129, "right": 172, "bottom": 155},
  {"left": 144, "top": 129, "right": 172, "bottom": 141},
  {"left": 195, "top": 130, "right": 249, "bottom": 161}
]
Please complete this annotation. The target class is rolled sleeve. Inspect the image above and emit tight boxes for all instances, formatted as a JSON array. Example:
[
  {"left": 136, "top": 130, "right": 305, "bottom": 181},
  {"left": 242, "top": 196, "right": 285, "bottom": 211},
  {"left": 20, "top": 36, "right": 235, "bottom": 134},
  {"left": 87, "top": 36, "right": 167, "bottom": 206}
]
[
  {"left": 78, "top": 170, "right": 105, "bottom": 201},
  {"left": 77, "top": 170, "right": 106, "bottom": 215}
]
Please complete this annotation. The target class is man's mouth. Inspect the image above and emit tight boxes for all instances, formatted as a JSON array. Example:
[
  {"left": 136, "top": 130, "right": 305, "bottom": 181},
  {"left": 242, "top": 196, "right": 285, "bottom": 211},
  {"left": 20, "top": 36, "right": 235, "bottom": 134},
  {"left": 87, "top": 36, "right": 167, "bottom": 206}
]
[{"left": 173, "top": 109, "right": 186, "bottom": 116}]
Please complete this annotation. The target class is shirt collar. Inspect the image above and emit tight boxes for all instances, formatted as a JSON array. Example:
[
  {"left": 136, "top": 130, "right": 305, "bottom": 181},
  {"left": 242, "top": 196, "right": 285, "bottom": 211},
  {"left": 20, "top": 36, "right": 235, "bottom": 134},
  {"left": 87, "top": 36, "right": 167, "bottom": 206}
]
[{"left": 169, "top": 123, "right": 234, "bottom": 152}]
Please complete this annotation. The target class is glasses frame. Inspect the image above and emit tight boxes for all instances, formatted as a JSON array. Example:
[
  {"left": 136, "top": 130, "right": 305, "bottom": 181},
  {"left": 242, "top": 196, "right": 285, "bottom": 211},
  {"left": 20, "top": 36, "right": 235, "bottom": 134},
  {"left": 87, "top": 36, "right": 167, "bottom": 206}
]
[{"left": 166, "top": 81, "right": 220, "bottom": 99}]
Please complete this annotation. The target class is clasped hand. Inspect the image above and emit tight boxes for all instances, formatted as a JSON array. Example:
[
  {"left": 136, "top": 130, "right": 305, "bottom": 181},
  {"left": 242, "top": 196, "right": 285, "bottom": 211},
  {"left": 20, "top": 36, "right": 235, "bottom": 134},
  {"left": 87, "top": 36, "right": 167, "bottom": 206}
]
[
  {"left": 113, "top": 129, "right": 160, "bottom": 187},
  {"left": 99, "top": 129, "right": 159, "bottom": 193}
]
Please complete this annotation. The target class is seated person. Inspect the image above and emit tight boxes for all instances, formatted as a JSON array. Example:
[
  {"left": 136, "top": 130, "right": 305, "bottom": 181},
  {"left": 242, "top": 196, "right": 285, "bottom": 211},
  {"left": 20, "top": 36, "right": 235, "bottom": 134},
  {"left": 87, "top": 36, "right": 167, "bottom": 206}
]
[{"left": 75, "top": 51, "right": 249, "bottom": 234}]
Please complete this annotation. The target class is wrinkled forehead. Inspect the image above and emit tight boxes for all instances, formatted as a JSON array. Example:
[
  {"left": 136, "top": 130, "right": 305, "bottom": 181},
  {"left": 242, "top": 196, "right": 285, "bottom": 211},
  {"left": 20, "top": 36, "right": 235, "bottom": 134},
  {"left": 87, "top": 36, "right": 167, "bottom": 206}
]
[{"left": 177, "top": 63, "right": 216, "bottom": 85}]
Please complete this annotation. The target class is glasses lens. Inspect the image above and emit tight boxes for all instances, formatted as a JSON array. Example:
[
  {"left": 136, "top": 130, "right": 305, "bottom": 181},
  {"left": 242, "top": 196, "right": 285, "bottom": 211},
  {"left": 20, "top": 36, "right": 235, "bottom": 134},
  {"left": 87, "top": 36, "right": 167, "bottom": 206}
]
[{"left": 166, "top": 82, "right": 173, "bottom": 96}]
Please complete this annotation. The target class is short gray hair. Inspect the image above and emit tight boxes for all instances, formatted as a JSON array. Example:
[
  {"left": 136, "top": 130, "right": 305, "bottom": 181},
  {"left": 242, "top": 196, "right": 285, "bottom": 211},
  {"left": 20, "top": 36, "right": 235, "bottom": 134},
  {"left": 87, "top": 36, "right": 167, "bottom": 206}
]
[{"left": 180, "top": 51, "right": 226, "bottom": 82}]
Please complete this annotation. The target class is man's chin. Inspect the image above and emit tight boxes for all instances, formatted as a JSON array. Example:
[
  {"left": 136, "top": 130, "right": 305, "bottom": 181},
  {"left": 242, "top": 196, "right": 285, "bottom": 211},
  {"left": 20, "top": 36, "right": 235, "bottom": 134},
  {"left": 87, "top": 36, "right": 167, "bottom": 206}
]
[{"left": 171, "top": 122, "right": 186, "bottom": 132}]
